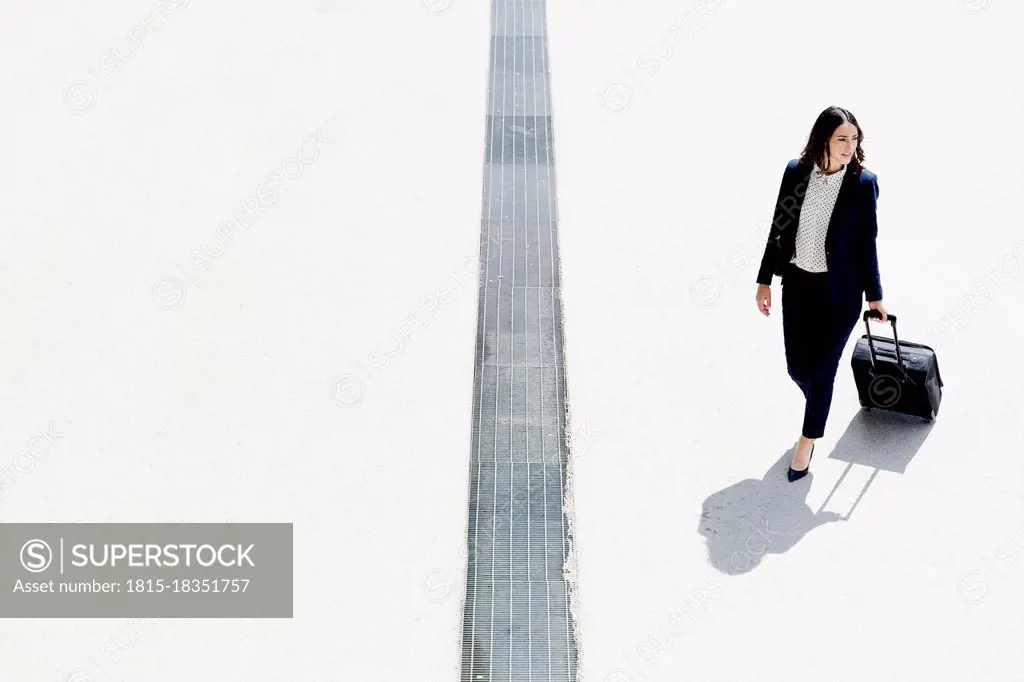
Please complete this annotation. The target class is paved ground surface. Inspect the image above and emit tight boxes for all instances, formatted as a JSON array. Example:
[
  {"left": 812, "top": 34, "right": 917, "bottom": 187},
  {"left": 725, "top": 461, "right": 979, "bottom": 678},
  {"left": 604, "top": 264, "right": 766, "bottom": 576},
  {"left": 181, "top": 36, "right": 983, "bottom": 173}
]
[
  {"left": 550, "top": 1, "right": 1024, "bottom": 680},
  {"left": 2, "top": 0, "right": 1023, "bottom": 681},
  {"left": 1, "top": 2, "right": 489, "bottom": 680}
]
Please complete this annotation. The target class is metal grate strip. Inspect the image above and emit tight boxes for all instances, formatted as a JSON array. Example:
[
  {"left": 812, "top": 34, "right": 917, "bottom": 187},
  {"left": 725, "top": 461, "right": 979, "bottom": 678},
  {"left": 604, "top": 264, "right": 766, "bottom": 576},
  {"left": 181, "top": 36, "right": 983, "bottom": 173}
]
[{"left": 460, "top": 0, "right": 577, "bottom": 680}]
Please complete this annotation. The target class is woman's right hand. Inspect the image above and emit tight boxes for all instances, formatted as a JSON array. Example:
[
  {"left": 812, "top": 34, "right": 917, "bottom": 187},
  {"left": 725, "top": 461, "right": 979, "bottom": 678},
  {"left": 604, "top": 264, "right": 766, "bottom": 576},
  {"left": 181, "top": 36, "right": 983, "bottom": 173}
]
[{"left": 756, "top": 284, "right": 772, "bottom": 316}]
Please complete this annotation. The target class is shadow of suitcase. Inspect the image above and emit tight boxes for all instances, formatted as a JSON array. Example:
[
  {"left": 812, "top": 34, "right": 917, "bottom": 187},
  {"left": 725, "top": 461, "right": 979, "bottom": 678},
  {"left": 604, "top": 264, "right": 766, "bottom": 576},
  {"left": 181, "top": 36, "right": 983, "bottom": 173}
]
[{"left": 850, "top": 310, "right": 944, "bottom": 422}]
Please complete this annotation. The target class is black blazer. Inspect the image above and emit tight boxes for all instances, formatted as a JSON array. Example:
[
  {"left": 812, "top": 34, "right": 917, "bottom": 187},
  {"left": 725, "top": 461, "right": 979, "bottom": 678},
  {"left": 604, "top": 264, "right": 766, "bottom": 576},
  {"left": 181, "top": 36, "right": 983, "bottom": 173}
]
[{"left": 755, "top": 159, "right": 883, "bottom": 304}]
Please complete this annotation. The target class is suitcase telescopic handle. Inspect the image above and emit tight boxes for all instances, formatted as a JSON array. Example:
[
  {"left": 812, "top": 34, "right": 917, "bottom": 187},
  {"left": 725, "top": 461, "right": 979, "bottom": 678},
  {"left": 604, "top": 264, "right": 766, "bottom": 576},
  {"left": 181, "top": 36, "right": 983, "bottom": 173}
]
[
  {"left": 863, "top": 310, "right": 897, "bottom": 324},
  {"left": 862, "top": 309, "right": 907, "bottom": 376}
]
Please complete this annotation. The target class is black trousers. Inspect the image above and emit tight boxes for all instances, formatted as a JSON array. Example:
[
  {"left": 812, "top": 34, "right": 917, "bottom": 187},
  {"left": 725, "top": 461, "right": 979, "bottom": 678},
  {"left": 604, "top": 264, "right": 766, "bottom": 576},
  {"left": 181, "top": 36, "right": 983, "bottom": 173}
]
[{"left": 781, "top": 264, "right": 862, "bottom": 439}]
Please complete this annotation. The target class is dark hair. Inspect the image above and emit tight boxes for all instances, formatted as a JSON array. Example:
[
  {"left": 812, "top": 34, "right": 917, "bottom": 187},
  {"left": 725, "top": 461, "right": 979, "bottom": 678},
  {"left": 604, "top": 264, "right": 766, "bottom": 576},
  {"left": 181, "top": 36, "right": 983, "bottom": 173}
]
[{"left": 798, "top": 106, "right": 866, "bottom": 174}]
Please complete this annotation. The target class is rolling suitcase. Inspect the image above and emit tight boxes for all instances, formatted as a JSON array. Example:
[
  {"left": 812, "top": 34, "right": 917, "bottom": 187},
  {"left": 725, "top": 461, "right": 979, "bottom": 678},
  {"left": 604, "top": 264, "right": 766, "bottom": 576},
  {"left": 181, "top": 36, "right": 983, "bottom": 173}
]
[{"left": 851, "top": 310, "right": 943, "bottom": 421}]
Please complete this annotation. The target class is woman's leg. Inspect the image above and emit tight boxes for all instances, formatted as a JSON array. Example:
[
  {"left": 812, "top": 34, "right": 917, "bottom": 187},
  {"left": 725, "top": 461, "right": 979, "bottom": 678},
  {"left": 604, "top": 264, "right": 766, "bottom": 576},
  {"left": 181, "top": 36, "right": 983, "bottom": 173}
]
[
  {"left": 800, "top": 300, "right": 863, "bottom": 439},
  {"left": 782, "top": 271, "right": 820, "bottom": 388},
  {"left": 801, "top": 372, "right": 838, "bottom": 439},
  {"left": 782, "top": 269, "right": 831, "bottom": 470}
]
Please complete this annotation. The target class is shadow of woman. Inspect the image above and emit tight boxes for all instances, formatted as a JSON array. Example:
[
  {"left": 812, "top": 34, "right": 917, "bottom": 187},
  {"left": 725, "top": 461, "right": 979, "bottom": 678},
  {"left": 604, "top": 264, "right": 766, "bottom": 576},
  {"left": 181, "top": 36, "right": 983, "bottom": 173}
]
[
  {"left": 697, "top": 408, "right": 936, "bottom": 575},
  {"left": 697, "top": 449, "right": 843, "bottom": 575}
]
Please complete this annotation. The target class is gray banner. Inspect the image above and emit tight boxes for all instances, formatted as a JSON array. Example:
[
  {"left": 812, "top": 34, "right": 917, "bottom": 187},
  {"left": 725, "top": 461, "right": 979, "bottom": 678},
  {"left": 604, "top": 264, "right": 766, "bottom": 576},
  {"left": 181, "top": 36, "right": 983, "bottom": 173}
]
[{"left": 0, "top": 523, "right": 292, "bottom": 618}]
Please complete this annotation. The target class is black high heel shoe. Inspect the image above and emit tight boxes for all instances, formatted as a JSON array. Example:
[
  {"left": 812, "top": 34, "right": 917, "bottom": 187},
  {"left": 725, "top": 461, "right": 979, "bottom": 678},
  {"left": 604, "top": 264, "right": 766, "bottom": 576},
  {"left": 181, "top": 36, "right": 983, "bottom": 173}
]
[{"left": 787, "top": 442, "right": 814, "bottom": 482}]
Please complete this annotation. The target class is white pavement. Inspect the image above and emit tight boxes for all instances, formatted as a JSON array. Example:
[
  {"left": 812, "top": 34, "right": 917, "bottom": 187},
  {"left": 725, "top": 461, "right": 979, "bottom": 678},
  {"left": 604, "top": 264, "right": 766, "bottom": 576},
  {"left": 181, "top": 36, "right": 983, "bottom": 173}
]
[
  {"left": 1, "top": 1, "right": 488, "bottom": 680},
  {"left": 1, "top": 1, "right": 1022, "bottom": 681},
  {"left": 549, "top": 0, "right": 1024, "bottom": 680}
]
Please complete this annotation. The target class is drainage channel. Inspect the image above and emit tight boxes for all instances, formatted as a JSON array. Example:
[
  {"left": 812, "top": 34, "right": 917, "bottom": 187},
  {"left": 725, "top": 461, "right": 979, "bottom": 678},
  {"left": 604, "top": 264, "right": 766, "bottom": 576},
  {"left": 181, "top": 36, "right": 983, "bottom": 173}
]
[{"left": 459, "top": 0, "right": 578, "bottom": 680}]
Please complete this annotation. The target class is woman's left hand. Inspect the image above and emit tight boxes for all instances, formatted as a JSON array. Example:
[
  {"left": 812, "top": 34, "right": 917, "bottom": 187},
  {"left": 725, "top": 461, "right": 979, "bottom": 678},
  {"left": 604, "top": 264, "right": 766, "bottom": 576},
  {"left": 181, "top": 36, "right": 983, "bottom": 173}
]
[{"left": 867, "top": 299, "right": 888, "bottom": 323}]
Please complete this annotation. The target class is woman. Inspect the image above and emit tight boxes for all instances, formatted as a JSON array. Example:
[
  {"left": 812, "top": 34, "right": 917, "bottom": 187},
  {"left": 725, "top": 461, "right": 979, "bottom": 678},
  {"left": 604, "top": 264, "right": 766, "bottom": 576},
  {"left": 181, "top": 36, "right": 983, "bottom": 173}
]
[{"left": 754, "top": 106, "right": 888, "bottom": 482}]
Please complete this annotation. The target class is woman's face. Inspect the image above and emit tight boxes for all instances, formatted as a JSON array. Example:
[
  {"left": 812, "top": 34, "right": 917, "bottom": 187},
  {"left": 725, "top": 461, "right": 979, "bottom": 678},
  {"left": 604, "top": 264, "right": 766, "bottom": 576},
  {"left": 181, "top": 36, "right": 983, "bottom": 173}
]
[{"left": 828, "top": 122, "right": 860, "bottom": 166}]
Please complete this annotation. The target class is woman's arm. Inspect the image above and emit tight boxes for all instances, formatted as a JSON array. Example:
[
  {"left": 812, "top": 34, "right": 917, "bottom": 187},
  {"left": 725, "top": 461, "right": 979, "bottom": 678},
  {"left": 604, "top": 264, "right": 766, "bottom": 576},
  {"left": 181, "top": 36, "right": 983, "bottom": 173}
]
[
  {"left": 860, "top": 175, "right": 884, "bottom": 302},
  {"left": 755, "top": 165, "right": 793, "bottom": 285}
]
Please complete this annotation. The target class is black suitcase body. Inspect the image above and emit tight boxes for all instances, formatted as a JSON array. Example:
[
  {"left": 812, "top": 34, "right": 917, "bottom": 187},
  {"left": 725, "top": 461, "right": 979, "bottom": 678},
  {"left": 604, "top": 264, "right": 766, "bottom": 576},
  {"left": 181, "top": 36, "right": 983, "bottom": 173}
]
[{"left": 851, "top": 311, "right": 944, "bottom": 421}]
